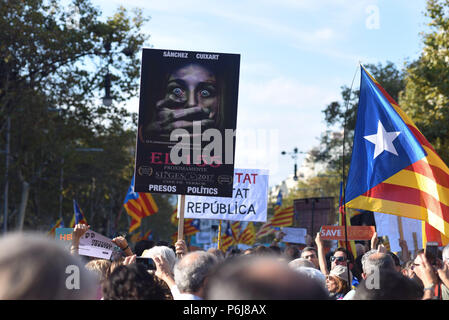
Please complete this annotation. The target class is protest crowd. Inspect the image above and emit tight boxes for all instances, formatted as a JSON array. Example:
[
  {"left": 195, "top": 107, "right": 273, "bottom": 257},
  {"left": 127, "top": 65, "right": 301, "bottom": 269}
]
[{"left": 0, "top": 223, "right": 448, "bottom": 300}]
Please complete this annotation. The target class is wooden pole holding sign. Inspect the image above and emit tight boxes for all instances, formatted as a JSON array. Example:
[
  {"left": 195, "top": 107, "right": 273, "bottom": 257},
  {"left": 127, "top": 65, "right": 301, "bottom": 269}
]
[
  {"left": 177, "top": 195, "right": 186, "bottom": 241},
  {"left": 397, "top": 216, "right": 404, "bottom": 241}
]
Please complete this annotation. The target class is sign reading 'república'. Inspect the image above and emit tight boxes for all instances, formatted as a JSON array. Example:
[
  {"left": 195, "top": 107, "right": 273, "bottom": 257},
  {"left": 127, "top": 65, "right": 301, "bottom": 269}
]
[{"left": 183, "top": 169, "right": 268, "bottom": 222}]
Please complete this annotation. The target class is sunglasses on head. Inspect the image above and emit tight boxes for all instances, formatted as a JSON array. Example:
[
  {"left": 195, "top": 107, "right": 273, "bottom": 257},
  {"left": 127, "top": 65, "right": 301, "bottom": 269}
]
[{"left": 330, "top": 256, "right": 346, "bottom": 262}]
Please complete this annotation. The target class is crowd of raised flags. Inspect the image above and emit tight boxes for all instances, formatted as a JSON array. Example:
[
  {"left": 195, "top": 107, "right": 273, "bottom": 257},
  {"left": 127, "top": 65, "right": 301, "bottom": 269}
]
[{"left": 47, "top": 65, "right": 449, "bottom": 254}]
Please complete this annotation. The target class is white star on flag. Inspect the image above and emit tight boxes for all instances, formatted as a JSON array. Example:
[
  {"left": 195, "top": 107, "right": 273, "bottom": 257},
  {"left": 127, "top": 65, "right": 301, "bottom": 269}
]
[{"left": 364, "top": 120, "right": 401, "bottom": 159}]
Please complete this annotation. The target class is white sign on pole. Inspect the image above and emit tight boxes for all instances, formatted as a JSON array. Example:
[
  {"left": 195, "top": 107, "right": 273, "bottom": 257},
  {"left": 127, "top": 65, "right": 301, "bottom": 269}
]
[
  {"left": 183, "top": 169, "right": 268, "bottom": 222},
  {"left": 282, "top": 227, "right": 307, "bottom": 244},
  {"left": 374, "top": 212, "right": 422, "bottom": 252},
  {"left": 79, "top": 230, "right": 115, "bottom": 260}
]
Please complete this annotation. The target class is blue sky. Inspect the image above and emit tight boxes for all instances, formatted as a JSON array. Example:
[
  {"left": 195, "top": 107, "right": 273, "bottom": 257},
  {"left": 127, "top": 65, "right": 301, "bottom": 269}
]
[{"left": 91, "top": 0, "right": 428, "bottom": 187}]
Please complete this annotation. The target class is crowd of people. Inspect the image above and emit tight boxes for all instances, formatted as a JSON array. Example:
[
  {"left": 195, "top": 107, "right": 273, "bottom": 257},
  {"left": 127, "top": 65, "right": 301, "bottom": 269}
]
[{"left": 0, "top": 223, "right": 448, "bottom": 300}]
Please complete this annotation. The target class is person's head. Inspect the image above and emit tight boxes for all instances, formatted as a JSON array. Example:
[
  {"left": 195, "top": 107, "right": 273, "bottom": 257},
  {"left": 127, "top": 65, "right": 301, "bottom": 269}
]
[
  {"left": 288, "top": 258, "right": 315, "bottom": 270},
  {"left": 204, "top": 256, "right": 329, "bottom": 300},
  {"left": 134, "top": 240, "right": 155, "bottom": 257},
  {"left": 85, "top": 259, "right": 112, "bottom": 283},
  {"left": 102, "top": 264, "right": 170, "bottom": 300},
  {"left": 252, "top": 245, "right": 274, "bottom": 256},
  {"left": 327, "top": 265, "right": 352, "bottom": 295},
  {"left": 361, "top": 250, "right": 395, "bottom": 279},
  {"left": 0, "top": 232, "right": 97, "bottom": 299},
  {"left": 386, "top": 251, "right": 401, "bottom": 272},
  {"left": 142, "top": 245, "right": 176, "bottom": 273},
  {"left": 331, "top": 247, "right": 354, "bottom": 270},
  {"left": 355, "top": 243, "right": 366, "bottom": 257},
  {"left": 301, "top": 247, "right": 319, "bottom": 269},
  {"left": 353, "top": 270, "right": 423, "bottom": 300},
  {"left": 166, "top": 63, "right": 221, "bottom": 128},
  {"left": 291, "top": 266, "right": 327, "bottom": 292},
  {"left": 174, "top": 251, "right": 218, "bottom": 298},
  {"left": 269, "top": 245, "right": 282, "bottom": 256},
  {"left": 207, "top": 248, "right": 226, "bottom": 262},
  {"left": 283, "top": 245, "right": 300, "bottom": 262}
]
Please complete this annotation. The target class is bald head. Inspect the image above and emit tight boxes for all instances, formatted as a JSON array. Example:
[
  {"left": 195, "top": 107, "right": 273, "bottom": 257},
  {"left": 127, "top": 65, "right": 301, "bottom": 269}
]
[{"left": 174, "top": 251, "right": 217, "bottom": 296}]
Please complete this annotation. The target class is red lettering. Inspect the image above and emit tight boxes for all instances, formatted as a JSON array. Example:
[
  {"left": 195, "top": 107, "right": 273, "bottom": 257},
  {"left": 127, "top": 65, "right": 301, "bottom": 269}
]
[
  {"left": 251, "top": 173, "right": 257, "bottom": 184},
  {"left": 235, "top": 172, "right": 243, "bottom": 182},
  {"left": 151, "top": 152, "right": 162, "bottom": 164},
  {"left": 242, "top": 174, "right": 251, "bottom": 184}
]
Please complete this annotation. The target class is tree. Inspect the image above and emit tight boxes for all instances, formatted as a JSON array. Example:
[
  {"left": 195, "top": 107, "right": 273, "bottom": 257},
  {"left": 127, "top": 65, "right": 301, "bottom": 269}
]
[
  {"left": 399, "top": 0, "right": 449, "bottom": 164},
  {"left": 0, "top": 0, "right": 150, "bottom": 232}
]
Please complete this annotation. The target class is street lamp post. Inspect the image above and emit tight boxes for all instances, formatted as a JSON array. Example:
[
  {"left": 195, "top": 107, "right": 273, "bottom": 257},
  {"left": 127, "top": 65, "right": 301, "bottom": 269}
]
[{"left": 281, "top": 147, "right": 304, "bottom": 181}]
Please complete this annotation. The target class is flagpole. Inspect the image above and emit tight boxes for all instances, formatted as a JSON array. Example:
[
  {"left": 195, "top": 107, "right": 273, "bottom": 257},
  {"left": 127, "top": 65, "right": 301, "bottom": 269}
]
[
  {"left": 341, "top": 63, "right": 360, "bottom": 285},
  {"left": 217, "top": 220, "right": 222, "bottom": 250},
  {"left": 177, "top": 195, "right": 185, "bottom": 242}
]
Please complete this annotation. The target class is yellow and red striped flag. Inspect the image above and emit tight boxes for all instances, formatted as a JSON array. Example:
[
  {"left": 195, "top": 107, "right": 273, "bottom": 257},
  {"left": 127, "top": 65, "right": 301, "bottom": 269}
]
[
  {"left": 239, "top": 222, "right": 256, "bottom": 245},
  {"left": 271, "top": 205, "right": 294, "bottom": 228},
  {"left": 220, "top": 222, "right": 235, "bottom": 252},
  {"left": 345, "top": 66, "right": 449, "bottom": 240},
  {"left": 256, "top": 219, "right": 276, "bottom": 239}
]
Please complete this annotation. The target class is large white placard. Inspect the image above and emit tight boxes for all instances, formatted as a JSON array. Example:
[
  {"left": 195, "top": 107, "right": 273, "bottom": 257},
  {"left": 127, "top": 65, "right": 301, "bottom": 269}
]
[
  {"left": 79, "top": 230, "right": 115, "bottom": 260},
  {"left": 282, "top": 227, "right": 307, "bottom": 244},
  {"left": 374, "top": 212, "right": 422, "bottom": 253},
  {"left": 183, "top": 169, "right": 268, "bottom": 222}
]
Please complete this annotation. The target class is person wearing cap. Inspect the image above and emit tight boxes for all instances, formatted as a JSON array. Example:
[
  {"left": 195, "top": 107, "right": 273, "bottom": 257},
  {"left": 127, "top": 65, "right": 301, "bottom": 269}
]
[{"left": 326, "top": 265, "right": 353, "bottom": 300}]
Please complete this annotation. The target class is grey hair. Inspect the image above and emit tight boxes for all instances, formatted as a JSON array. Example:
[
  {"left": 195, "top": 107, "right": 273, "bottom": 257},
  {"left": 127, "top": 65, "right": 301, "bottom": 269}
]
[
  {"left": 291, "top": 266, "right": 327, "bottom": 292},
  {"left": 288, "top": 258, "right": 315, "bottom": 270},
  {"left": 361, "top": 249, "right": 395, "bottom": 275},
  {"left": 0, "top": 232, "right": 97, "bottom": 300},
  {"left": 174, "top": 251, "right": 217, "bottom": 293},
  {"left": 142, "top": 246, "right": 176, "bottom": 273},
  {"left": 443, "top": 244, "right": 449, "bottom": 262}
]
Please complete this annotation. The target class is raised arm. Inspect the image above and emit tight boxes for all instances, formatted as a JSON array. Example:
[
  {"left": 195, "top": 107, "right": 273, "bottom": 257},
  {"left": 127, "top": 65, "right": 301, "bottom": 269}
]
[
  {"left": 70, "top": 224, "right": 90, "bottom": 255},
  {"left": 315, "top": 232, "right": 329, "bottom": 275}
]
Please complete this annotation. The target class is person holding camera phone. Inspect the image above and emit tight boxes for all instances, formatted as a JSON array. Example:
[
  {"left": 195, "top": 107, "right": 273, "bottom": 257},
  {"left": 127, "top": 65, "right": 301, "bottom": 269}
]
[{"left": 412, "top": 247, "right": 449, "bottom": 300}]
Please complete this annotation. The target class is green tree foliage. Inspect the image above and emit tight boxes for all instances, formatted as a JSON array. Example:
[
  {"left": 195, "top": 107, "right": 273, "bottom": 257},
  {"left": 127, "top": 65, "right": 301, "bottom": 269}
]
[
  {"left": 399, "top": 0, "right": 449, "bottom": 164},
  {"left": 311, "top": 62, "right": 405, "bottom": 176},
  {"left": 0, "top": 0, "right": 151, "bottom": 234}
]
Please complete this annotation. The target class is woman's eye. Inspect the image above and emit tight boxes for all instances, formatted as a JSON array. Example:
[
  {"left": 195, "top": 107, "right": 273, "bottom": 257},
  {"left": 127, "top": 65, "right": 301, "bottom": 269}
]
[
  {"left": 172, "top": 88, "right": 184, "bottom": 97},
  {"left": 200, "top": 89, "right": 211, "bottom": 97}
]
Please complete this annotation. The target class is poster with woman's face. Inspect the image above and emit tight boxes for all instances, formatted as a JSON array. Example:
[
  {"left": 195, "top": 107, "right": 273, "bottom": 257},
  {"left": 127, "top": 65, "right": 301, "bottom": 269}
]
[{"left": 135, "top": 49, "right": 240, "bottom": 197}]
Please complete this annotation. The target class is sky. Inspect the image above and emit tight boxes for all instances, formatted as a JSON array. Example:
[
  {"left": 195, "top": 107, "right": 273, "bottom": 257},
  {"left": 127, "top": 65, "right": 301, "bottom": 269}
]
[{"left": 91, "top": 0, "right": 428, "bottom": 187}]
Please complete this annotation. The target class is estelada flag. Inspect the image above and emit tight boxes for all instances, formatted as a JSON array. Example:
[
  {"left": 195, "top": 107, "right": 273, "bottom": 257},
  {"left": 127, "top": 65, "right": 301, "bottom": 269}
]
[
  {"left": 47, "top": 218, "right": 64, "bottom": 237},
  {"left": 70, "top": 199, "right": 88, "bottom": 228},
  {"left": 123, "top": 176, "right": 158, "bottom": 233},
  {"left": 345, "top": 66, "right": 449, "bottom": 240}
]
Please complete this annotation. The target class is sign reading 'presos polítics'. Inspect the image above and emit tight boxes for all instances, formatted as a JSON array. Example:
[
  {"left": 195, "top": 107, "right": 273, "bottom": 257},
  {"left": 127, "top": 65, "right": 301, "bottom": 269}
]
[
  {"left": 183, "top": 169, "right": 268, "bottom": 222},
  {"left": 135, "top": 48, "right": 240, "bottom": 197}
]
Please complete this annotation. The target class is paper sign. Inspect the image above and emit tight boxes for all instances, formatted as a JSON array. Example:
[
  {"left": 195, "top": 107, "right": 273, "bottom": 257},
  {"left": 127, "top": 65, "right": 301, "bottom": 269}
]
[
  {"left": 79, "top": 230, "right": 116, "bottom": 260},
  {"left": 55, "top": 228, "right": 74, "bottom": 251},
  {"left": 320, "top": 226, "right": 375, "bottom": 240},
  {"left": 183, "top": 169, "right": 269, "bottom": 222},
  {"left": 281, "top": 227, "right": 307, "bottom": 244}
]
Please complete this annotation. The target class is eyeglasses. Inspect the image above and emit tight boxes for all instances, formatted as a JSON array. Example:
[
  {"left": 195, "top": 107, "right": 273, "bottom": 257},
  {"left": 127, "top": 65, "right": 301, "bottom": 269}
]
[{"left": 330, "top": 256, "right": 346, "bottom": 263}]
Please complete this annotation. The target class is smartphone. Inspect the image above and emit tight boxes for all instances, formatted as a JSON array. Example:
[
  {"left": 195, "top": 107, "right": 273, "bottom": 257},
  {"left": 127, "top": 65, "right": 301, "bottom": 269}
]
[
  {"left": 425, "top": 242, "right": 439, "bottom": 264},
  {"left": 136, "top": 257, "right": 156, "bottom": 270}
]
